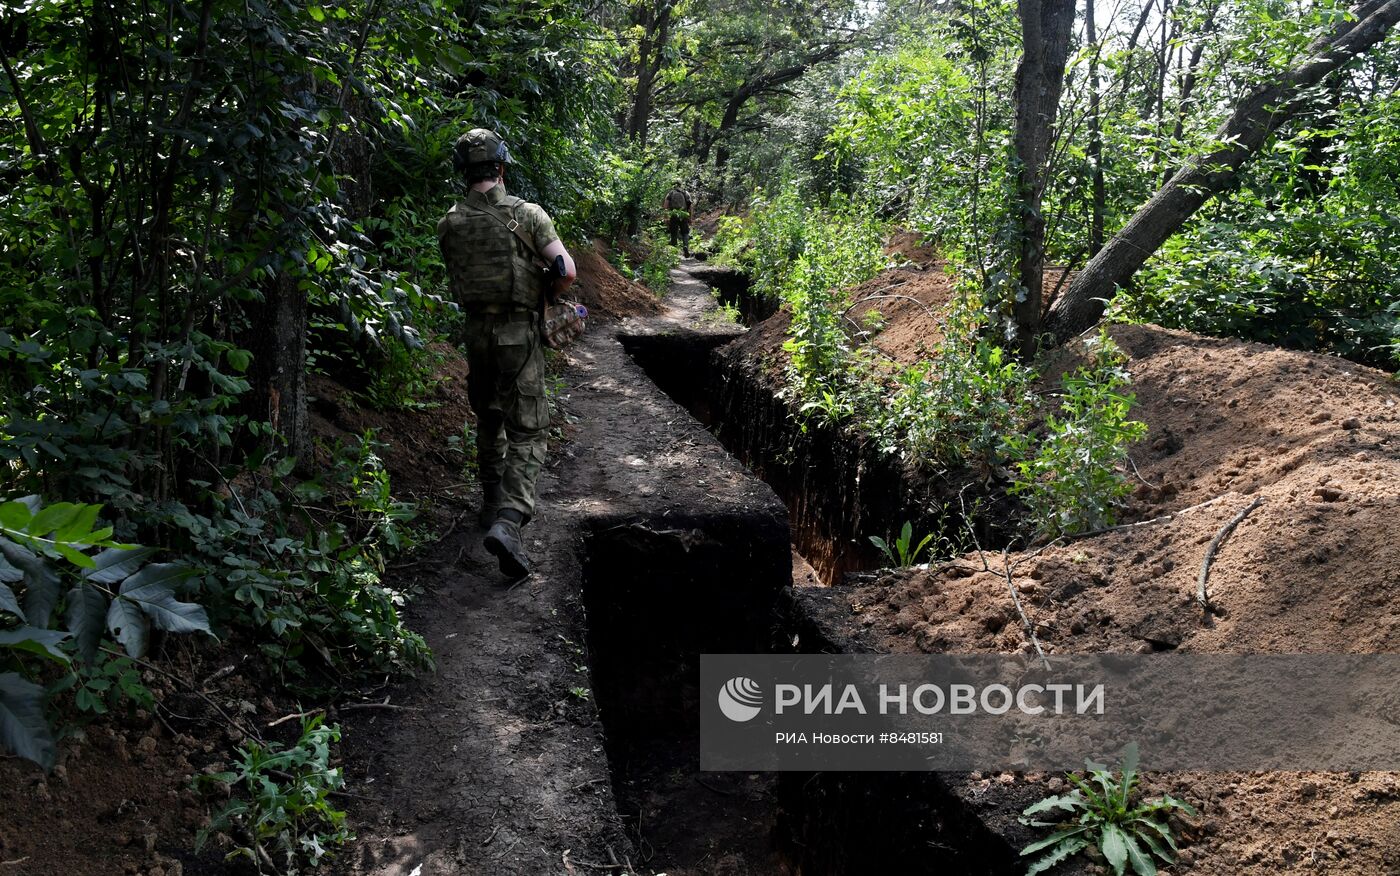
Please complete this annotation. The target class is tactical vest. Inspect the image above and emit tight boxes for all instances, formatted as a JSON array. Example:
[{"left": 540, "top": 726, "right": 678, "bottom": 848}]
[
  {"left": 440, "top": 194, "right": 543, "bottom": 311},
  {"left": 665, "top": 189, "right": 690, "bottom": 210}
]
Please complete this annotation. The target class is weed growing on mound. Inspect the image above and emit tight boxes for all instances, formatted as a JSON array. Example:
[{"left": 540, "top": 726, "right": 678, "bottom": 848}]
[
  {"left": 869, "top": 520, "right": 946, "bottom": 568},
  {"left": 1008, "top": 331, "right": 1147, "bottom": 536},
  {"left": 1020, "top": 743, "right": 1195, "bottom": 876},
  {"left": 198, "top": 717, "right": 352, "bottom": 873}
]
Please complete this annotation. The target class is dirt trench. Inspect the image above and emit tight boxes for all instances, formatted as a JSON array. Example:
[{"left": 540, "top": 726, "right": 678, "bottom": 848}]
[{"left": 335, "top": 264, "right": 1022, "bottom": 875}]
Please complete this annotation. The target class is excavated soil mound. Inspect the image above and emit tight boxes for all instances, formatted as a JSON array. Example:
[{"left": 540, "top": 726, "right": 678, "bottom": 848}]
[
  {"left": 571, "top": 239, "right": 663, "bottom": 318},
  {"left": 853, "top": 324, "right": 1400, "bottom": 657},
  {"left": 848, "top": 265, "right": 956, "bottom": 363},
  {"left": 807, "top": 322, "right": 1400, "bottom": 874}
]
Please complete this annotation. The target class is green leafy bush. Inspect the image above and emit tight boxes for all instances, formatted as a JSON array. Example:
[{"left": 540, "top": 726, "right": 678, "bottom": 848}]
[
  {"left": 711, "top": 214, "right": 753, "bottom": 267},
  {"left": 637, "top": 241, "right": 681, "bottom": 295},
  {"left": 741, "top": 190, "right": 888, "bottom": 406},
  {"left": 874, "top": 295, "right": 1039, "bottom": 473},
  {"left": 1020, "top": 743, "right": 1195, "bottom": 876},
  {"left": 198, "top": 717, "right": 352, "bottom": 874},
  {"left": 0, "top": 497, "right": 208, "bottom": 768},
  {"left": 207, "top": 433, "right": 431, "bottom": 681},
  {"left": 1007, "top": 331, "right": 1147, "bottom": 537}
]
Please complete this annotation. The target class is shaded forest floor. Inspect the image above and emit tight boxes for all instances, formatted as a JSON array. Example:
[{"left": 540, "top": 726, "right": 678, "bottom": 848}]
[{"left": 0, "top": 247, "right": 676, "bottom": 876}]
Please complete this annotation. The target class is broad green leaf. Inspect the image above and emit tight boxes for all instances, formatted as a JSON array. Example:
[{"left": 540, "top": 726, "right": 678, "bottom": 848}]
[
  {"left": 1100, "top": 823, "right": 1132, "bottom": 875},
  {"left": 106, "top": 595, "right": 148, "bottom": 657},
  {"left": 1120, "top": 742, "right": 1139, "bottom": 798},
  {"left": 1123, "top": 832, "right": 1156, "bottom": 876},
  {"left": 1158, "top": 794, "right": 1197, "bottom": 816},
  {"left": 225, "top": 348, "right": 251, "bottom": 372},
  {"left": 1021, "top": 790, "right": 1084, "bottom": 818},
  {"left": 0, "top": 538, "right": 60, "bottom": 627},
  {"left": 1135, "top": 825, "right": 1175, "bottom": 863},
  {"left": 29, "top": 502, "right": 81, "bottom": 536},
  {"left": 54, "top": 503, "right": 101, "bottom": 543},
  {"left": 0, "top": 501, "right": 33, "bottom": 531},
  {"left": 913, "top": 532, "right": 934, "bottom": 559},
  {"left": 66, "top": 584, "right": 109, "bottom": 664},
  {"left": 1132, "top": 816, "right": 1179, "bottom": 853},
  {"left": 0, "top": 672, "right": 54, "bottom": 769},
  {"left": 0, "top": 550, "right": 23, "bottom": 584},
  {"left": 55, "top": 542, "right": 95, "bottom": 569},
  {"left": 0, "top": 582, "right": 23, "bottom": 620},
  {"left": 0, "top": 627, "right": 70, "bottom": 664},
  {"left": 1020, "top": 823, "right": 1090, "bottom": 856},
  {"left": 83, "top": 546, "right": 158, "bottom": 585},
  {"left": 118, "top": 563, "right": 209, "bottom": 636}
]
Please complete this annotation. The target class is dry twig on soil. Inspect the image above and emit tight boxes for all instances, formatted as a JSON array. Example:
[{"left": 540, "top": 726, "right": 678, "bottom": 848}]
[
  {"left": 103, "top": 647, "right": 264, "bottom": 743},
  {"left": 1001, "top": 548, "right": 1051, "bottom": 670},
  {"left": 339, "top": 698, "right": 421, "bottom": 712},
  {"left": 1196, "top": 496, "right": 1264, "bottom": 611}
]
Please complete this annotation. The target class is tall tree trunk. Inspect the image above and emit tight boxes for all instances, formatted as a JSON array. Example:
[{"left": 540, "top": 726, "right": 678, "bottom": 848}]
[
  {"left": 1009, "top": 0, "right": 1077, "bottom": 359},
  {"left": 1166, "top": 0, "right": 1223, "bottom": 169},
  {"left": 627, "top": 1, "right": 673, "bottom": 143},
  {"left": 1086, "top": 0, "right": 1105, "bottom": 255},
  {"left": 1117, "top": 0, "right": 1157, "bottom": 102},
  {"left": 1046, "top": 0, "right": 1400, "bottom": 342},
  {"left": 246, "top": 272, "right": 310, "bottom": 462}
]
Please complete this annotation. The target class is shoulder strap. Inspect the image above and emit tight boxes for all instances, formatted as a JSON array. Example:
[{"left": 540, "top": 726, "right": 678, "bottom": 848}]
[{"left": 463, "top": 197, "right": 547, "bottom": 268}]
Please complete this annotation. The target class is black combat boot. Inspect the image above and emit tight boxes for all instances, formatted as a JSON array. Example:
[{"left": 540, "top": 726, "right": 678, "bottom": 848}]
[
  {"left": 483, "top": 509, "right": 530, "bottom": 578},
  {"left": 478, "top": 482, "right": 502, "bottom": 529}
]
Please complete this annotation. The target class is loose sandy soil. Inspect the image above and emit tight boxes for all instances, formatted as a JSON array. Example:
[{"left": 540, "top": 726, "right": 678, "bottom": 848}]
[{"left": 778, "top": 234, "right": 1400, "bottom": 874}]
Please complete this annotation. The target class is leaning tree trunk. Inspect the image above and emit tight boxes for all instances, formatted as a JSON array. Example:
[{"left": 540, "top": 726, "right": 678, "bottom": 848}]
[
  {"left": 712, "top": 87, "right": 750, "bottom": 171},
  {"left": 1046, "top": 0, "right": 1400, "bottom": 341},
  {"left": 1009, "top": 0, "right": 1077, "bottom": 359}
]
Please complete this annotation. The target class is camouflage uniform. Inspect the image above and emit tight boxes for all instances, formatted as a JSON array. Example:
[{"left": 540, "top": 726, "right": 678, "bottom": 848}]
[
  {"left": 664, "top": 187, "right": 693, "bottom": 255},
  {"left": 438, "top": 184, "right": 560, "bottom": 522}
]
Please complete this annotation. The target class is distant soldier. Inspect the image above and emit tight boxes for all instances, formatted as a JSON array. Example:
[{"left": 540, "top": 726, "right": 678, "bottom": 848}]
[
  {"left": 438, "top": 128, "right": 577, "bottom": 579},
  {"left": 663, "top": 181, "right": 694, "bottom": 257}
]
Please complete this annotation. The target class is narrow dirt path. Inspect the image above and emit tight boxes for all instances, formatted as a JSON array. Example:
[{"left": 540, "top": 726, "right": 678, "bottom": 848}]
[{"left": 336, "top": 260, "right": 788, "bottom": 875}]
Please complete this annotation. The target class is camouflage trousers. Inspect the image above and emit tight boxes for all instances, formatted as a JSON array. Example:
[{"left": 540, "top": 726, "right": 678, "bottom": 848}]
[
  {"left": 667, "top": 212, "right": 691, "bottom": 252},
  {"left": 459, "top": 311, "right": 549, "bottom": 521}
]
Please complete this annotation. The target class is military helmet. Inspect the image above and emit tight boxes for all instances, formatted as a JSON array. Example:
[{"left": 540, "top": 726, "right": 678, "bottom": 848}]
[{"left": 453, "top": 128, "right": 513, "bottom": 172}]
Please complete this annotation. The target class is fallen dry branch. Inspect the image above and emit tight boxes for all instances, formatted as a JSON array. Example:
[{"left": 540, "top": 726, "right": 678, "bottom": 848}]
[
  {"left": 339, "top": 699, "right": 422, "bottom": 713},
  {"left": 267, "top": 708, "right": 324, "bottom": 728},
  {"left": 1196, "top": 496, "right": 1264, "bottom": 611},
  {"left": 1001, "top": 548, "right": 1051, "bottom": 670},
  {"left": 1066, "top": 493, "right": 1229, "bottom": 541},
  {"left": 104, "top": 647, "right": 264, "bottom": 744}
]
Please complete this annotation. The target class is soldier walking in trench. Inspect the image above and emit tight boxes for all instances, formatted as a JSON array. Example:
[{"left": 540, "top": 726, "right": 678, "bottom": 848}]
[
  {"left": 663, "top": 180, "right": 694, "bottom": 257},
  {"left": 438, "top": 128, "right": 577, "bottom": 578}
]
